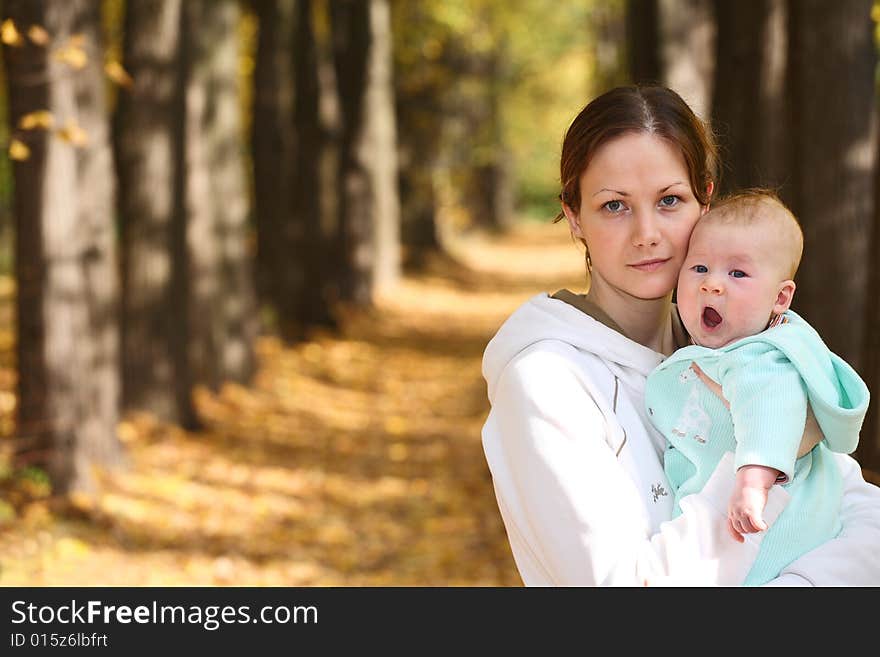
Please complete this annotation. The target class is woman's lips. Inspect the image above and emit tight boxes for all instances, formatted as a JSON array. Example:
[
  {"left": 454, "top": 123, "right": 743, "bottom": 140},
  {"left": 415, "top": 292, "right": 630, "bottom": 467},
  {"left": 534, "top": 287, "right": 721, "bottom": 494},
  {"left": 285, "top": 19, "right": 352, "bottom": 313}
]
[{"left": 629, "top": 258, "right": 670, "bottom": 272}]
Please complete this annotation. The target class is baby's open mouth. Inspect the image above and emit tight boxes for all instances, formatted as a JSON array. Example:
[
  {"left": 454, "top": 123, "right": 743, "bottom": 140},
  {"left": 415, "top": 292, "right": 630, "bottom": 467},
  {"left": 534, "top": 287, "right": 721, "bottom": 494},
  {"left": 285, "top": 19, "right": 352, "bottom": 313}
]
[{"left": 702, "top": 306, "right": 723, "bottom": 329}]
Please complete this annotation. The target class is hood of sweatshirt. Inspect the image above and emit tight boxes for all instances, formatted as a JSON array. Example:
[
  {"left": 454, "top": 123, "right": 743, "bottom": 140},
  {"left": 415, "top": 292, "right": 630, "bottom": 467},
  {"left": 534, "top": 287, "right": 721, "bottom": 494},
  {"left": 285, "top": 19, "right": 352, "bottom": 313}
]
[{"left": 483, "top": 293, "right": 669, "bottom": 403}]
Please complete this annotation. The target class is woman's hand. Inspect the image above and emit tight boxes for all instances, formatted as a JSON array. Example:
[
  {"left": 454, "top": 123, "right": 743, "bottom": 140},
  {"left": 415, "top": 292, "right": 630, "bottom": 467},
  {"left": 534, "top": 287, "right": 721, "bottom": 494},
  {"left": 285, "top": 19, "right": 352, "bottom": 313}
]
[{"left": 688, "top": 362, "right": 822, "bottom": 458}]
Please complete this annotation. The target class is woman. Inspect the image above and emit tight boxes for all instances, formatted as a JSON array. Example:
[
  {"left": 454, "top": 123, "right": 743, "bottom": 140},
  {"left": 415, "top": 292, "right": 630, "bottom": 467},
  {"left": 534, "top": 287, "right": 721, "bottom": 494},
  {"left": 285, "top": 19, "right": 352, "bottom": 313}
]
[{"left": 481, "top": 85, "right": 880, "bottom": 586}]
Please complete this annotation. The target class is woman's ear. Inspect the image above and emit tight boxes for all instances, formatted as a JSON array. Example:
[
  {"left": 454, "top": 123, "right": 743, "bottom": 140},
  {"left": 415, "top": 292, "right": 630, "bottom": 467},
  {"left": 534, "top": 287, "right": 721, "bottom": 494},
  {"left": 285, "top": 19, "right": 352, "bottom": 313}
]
[
  {"left": 562, "top": 202, "right": 584, "bottom": 240},
  {"left": 773, "top": 280, "right": 796, "bottom": 315},
  {"left": 701, "top": 181, "right": 715, "bottom": 216}
]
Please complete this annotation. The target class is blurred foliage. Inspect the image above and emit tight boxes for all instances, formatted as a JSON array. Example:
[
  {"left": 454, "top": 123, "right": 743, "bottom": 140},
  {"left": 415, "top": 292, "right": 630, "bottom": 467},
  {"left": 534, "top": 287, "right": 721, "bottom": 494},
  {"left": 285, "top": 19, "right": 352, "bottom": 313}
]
[
  {"left": 0, "top": 1, "right": 619, "bottom": 264},
  {"left": 392, "top": 0, "right": 615, "bottom": 224}
]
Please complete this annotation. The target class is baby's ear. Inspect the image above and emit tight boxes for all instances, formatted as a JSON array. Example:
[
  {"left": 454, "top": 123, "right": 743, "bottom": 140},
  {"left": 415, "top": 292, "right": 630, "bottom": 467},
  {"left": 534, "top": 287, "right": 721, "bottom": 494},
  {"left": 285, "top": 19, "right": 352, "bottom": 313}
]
[{"left": 773, "top": 280, "right": 796, "bottom": 315}]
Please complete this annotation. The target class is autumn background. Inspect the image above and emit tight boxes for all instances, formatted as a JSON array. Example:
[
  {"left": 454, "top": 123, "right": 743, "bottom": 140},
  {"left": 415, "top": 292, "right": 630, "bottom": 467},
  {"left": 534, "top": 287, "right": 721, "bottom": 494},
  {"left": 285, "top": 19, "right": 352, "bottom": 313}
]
[{"left": 0, "top": 0, "right": 878, "bottom": 586}]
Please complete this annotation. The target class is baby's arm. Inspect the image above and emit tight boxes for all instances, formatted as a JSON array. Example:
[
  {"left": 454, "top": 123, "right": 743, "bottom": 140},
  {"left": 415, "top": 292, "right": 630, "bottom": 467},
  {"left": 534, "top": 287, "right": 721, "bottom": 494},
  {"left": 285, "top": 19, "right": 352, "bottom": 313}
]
[{"left": 718, "top": 347, "right": 808, "bottom": 539}]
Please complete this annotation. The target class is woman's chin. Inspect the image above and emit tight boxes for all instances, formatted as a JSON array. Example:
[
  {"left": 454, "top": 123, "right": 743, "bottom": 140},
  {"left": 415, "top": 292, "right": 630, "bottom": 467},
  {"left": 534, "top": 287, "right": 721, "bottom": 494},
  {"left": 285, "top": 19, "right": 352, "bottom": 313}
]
[{"left": 633, "top": 286, "right": 676, "bottom": 301}]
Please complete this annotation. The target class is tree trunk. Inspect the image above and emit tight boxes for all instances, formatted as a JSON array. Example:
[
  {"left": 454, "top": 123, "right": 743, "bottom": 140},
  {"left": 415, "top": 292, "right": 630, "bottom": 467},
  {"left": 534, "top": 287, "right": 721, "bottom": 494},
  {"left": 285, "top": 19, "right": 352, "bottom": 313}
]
[
  {"left": 859, "top": 103, "right": 880, "bottom": 472},
  {"left": 183, "top": 0, "right": 257, "bottom": 387},
  {"left": 482, "top": 44, "right": 514, "bottom": 232},
  {"left": 331, "top": 0, "right": 400, "bottom": 305},
  {"left": 755, "top": 0, "right": 788, "bottom": 192},
  {"left": 114, "top": 0, "right": 198, "bottom": 427},
  {"left": 709, "top": 0, "right": 788, "bottom": 196},
  {"left": 590, "top": 0, "right": 628, "bottom": 94},
  {"left": 625, "top": 0, "right": 660, "bottom": 85},
  {"left": 291, "top": 0, "right": 335, "bottom": 330},
  {"left": 71, "top": 0, "right": 123, "bottom": 471},
  {"left": 783, "top": 0, "right": 876, "bottom": 373},
  {"left": 659, "top": 0, "right": 715, "bottom": 121},
  {"left": 391, "top": 0, "right": 443, "bottom": 267},
  {"left": 710, "top": 0, "right": 770, "bottom": 195},
  {"left": 626, "top": 0, "right": 663, "bottom": 84},
  {"left": 251, "top": 0, "right": 294, "bottom": 317},
  {"left": 5, "top": 0, "right": 122, "bottom": 493}
]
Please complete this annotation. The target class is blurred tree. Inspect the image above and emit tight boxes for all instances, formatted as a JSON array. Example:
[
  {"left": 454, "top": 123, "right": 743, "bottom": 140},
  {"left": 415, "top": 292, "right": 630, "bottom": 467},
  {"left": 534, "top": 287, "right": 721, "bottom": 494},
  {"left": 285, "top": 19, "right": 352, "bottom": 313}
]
[
  {"left": 458, "top": 3, "right": 514, "bottom": 234},
  {"left": 114, "top": 0, "right": 199, "bottom": 427},
  {"left": 330, "top": 0, "right": 400, "bottom": 306},
  {"left": 590, "top": 0, "right": 627, "bottom": 94},
  {"left": 710, "top": 0, "right": 774, "bottom": 196},
  {"left": 390, "top": 0, "right": 445, "bottom": 266},
  {"left": 116, "top": 0, "right": 256, "bottom": 428},
  {"left": 251, "top": 0, "right": 294, "bottom": 316},
  {"left": 625, "top": 0, "right": 660, "bottom": 84},
  {"left": 290, "top": 0, "right": 335, "bottom": 330},
  {"left": 183, "top": 0, "right": 258, "bottom": 388},
  {"left": 709, "top": 0, "right": 788, "bottom": 196},
  {"left": 3, "top": 0, "right": 123, "bottom": 493},
  {"left": 783, "top": 0, "right": 876, "bottom": 376},
  {"left": 251, "top": 0, "right": 335, "bottom": 340},
  {"left": 393, "top": 1, "right": 593, "bottom": 231},
  {"left": 659, "top": 0, "right": 715, "bottom": 120},
  {"left": 625, "top": 0, "right": 715, "bottom": 118},
  {"left": 862, "top": 101, "right": 880, "bottom": 471}
]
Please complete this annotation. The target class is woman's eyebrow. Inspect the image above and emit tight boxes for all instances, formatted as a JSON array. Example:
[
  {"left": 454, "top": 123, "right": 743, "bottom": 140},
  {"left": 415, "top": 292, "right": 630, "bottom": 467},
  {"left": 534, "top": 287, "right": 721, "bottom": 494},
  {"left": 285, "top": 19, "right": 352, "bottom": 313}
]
[
  {"left": 592, "top": 188, "right": 628, "bottom": 197},
  {"left": 659, "top": 182, "right": 686, "bottom": 192}
]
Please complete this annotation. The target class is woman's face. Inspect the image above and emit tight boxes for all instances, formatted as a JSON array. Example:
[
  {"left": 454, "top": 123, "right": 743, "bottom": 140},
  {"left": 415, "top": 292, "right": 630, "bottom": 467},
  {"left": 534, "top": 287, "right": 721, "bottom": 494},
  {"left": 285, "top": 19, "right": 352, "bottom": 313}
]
[{"left": 563, "top": 132, "right": 707, "bottom": 303}]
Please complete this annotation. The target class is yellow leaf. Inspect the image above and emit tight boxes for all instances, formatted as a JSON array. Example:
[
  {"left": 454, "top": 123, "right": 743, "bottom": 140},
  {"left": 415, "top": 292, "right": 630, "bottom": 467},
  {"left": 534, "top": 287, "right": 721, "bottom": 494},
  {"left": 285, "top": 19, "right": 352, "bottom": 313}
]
[
  {"left": 57, "top": 119, "right": 88, "bottom": 147},
  {"left": 53, "top": 44, "right": 87, "bottom": 70},
  {"left": 18, "top": 110, "right": 54, "bottom": 130},
  {"left": 105, "top": 60, "right": 133, "bottom": 88},
  {"left": 8, "top": 139, "right": 30, "bottom": 161},
  {"left": 384, "top": 415, "right": 408, "bottom": 435},
  {"left": 388, "top": 442, "right": 409, "bottom": 462},
  {"left": 1, "top": 19, "right": 23, "bottom": 46},
  {"left": 27, "top": 24, "right": 50, "bottom": 46}
]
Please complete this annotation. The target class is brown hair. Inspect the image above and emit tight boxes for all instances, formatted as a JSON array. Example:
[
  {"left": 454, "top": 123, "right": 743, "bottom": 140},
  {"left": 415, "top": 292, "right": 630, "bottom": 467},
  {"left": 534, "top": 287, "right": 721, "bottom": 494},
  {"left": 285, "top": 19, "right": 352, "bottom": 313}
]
[
  {"left": 555, "top": 85, "right": 719, "bottom": 223},
  {"left": 698, "top": 188, "right": 803, "bottom": 278}
]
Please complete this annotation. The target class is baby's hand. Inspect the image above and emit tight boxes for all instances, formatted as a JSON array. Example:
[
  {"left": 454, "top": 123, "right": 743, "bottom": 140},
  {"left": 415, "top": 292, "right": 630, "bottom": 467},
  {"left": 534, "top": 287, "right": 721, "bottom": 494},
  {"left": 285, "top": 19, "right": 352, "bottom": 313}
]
[{"left": 727, "top": 464, "right": 781, "bottom": 543}]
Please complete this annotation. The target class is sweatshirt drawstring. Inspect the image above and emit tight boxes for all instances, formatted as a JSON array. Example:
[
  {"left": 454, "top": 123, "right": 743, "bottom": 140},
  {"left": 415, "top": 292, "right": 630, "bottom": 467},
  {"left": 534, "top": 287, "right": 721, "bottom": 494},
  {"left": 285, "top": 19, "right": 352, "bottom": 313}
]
[{"left": 613, "top": 376, "right": 627, "bottom": 457}]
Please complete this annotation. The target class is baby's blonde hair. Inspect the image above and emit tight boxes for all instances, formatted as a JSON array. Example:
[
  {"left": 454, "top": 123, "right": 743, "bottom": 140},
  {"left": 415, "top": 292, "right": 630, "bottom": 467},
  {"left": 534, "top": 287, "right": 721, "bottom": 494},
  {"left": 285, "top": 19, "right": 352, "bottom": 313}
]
[{"left": 697, "top": 188, "right": 803, "bottom": 279}]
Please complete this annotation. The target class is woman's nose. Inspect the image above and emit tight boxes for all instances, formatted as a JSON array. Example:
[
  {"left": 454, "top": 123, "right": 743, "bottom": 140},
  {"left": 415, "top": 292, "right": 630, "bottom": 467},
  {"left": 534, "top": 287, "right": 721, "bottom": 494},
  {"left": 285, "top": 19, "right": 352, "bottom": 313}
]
[{"left": 632, "top": 209, "right": 660, "bottom": 247}]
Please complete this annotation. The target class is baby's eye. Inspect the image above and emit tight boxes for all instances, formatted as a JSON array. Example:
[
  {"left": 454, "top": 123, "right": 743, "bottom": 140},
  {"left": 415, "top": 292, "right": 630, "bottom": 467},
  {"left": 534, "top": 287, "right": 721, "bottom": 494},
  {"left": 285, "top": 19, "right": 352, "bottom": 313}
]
[
  {"left": 603, "top": 199, "right": 625, "bottom": 213},
  {"left": 730, "top": 270, "right": 747, "bottom": 278},
  {"left": 692, "top": 264, "right": 708, "bottom": 273},
  {"left": 659, "top": 195, "right": 680, "bottom": 208}
]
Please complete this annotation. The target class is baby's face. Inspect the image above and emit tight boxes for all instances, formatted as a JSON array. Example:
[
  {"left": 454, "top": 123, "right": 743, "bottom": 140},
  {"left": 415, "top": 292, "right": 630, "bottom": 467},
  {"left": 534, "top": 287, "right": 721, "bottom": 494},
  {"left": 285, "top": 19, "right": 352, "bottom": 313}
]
[{"left": 677, "top": 222, "right": 791, "bottom": 348}]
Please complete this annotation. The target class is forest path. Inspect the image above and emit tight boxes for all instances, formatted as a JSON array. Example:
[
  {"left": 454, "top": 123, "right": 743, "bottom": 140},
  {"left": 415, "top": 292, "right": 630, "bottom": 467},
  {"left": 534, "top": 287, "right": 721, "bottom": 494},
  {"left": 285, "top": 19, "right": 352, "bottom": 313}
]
[{"left": 0, "top": 220, "right": 586, "bottom": 585}]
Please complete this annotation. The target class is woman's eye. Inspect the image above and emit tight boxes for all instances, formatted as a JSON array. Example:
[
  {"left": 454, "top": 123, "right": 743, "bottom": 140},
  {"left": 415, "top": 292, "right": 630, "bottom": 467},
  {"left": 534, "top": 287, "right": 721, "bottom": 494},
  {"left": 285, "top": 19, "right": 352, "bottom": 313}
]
[
  {"left": 603, "top": 199, "right": 624, "bottom": 213},
  {"left": 659, "top": 195, "right": 679, "bottom": 208},
  {"left": 692, "top": 264, "right": 708, "bottom": 273},
  {"left": 730, "top": 270, "right": 747, "bottom": 278}
]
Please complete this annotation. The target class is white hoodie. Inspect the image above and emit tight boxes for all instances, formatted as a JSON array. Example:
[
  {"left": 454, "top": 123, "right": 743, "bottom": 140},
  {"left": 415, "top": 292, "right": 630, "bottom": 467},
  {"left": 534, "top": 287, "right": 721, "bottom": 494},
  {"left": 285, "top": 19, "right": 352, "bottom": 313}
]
[{"left": 481, "top": 292, "right": 880, "bottom": 586}]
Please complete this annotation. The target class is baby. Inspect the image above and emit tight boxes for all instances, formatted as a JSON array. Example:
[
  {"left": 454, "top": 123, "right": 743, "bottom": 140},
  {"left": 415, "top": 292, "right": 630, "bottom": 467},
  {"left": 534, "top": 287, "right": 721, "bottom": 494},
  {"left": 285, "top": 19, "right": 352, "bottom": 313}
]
[{"left": 644, "top": 190, "right": 870, "bottom": 586}]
